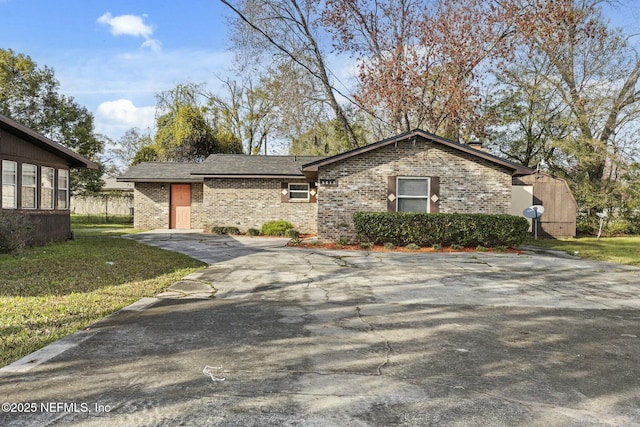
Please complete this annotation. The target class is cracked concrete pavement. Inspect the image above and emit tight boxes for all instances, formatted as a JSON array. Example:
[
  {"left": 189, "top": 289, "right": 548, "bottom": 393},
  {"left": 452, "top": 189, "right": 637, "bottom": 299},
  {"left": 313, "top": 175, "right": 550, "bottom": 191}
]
[{"left": 1, "top": 232, "right": 640, "bottom": 426}]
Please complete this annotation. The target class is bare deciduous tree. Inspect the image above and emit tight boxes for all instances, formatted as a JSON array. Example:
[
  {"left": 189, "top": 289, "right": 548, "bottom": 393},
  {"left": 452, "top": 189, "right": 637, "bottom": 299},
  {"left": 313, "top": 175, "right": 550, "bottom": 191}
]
[{"left": 221, "top": 0, "right": 361, "bottom": 149}]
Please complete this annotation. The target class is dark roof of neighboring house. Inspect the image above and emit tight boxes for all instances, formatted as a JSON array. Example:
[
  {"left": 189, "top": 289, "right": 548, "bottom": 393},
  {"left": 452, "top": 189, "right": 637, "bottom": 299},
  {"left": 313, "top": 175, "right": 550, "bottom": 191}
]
[
  {"left": 0, "top": 113, "right": 99, "bottom": 169},
  {"left": 302, "top": 129, "right": 535, "bottom": 176},
  {"left": 191, "top": 154, "right": 328, "bottom": 178},
  {"left": 117, "top": 162, "right": 205, "bottom": 182}
]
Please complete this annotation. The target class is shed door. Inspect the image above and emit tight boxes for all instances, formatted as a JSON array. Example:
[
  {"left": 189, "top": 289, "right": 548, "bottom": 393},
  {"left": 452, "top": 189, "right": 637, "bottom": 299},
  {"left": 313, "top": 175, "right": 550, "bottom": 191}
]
[{"left": 170, "top": 184, "right": 191, "bottom": 229}]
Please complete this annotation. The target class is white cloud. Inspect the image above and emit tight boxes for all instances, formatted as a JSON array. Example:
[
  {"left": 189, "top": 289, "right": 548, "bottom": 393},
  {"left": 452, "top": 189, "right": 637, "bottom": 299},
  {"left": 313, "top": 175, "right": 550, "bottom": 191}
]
[
  {"left": 97, "top": 12, "right": 161, "bottom": 52},
  {"left": 97, "top": 12, "right": 152, "bottom": 37},
  {"left": 141, "top": 38, "right": 162, "bottom": 53},
  {"left": 95, "top": 99, "right": 156, "bottom": 139}
]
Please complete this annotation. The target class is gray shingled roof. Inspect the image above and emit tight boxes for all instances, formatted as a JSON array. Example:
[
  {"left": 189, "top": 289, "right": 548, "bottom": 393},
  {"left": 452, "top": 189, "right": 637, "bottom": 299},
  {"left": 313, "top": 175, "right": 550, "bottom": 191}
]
[
  {"left": 118, "top": 131, "right": 534, "bottom": 183},
  {"left": 117, "top": 155, "right": 328, "bottom": 182},
  {"left": 118, "top": 162, "right": 205, "bottom": 182},
  {"left": 192, "top": 154, "right": 328, "bottom": 177}
]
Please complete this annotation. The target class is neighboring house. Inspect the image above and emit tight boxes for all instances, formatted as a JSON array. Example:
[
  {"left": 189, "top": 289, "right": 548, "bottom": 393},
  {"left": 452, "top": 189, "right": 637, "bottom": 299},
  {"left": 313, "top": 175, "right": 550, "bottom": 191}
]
[
  {"left": 119, "top": 129, "right": 576, "bottom": 239},
  {"left": 71, "top": 177, "right": 134, "bottom": 217},
  {"left": 0, "top": 113, "right": 98, "bottom": 244}
]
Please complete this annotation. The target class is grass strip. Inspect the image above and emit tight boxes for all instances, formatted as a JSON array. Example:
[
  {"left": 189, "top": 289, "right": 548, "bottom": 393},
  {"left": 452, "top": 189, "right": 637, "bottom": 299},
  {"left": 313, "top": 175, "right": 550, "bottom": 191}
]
[
  {"left": 0, "top": 229, "right": 205, "bottom": 367},
  {"left": 527, "top": 236, "right": 640, "bottom": 267}
]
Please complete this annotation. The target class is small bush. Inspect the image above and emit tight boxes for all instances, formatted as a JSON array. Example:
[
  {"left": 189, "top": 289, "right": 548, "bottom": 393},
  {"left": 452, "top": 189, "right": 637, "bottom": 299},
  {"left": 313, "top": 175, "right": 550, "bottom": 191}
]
[
  {"left": 0, "top": 211, "right": 33, "bottom": 255},
  {"left": 211, "top": 226, "right": 240, "bottom": 235},
  {"left": 353, "top": 212, "right": 530, "bottom": 247},
  {"left": 286, "top": 228, "right": 300, "bottom": 239},
  {"left": 360, "top": 242, "right": 372, "bottom": 250},
  {"left": 337, "top": 236, "right": 351, "bottom": 246},
  {"left": 224, "top": 226, "right": 240, "bottom": 235},
  {"left": 451, "top": 244, "right": 462, "bottom": 251},
  {"left": 384, "top": 242, "right": 395, "bottom": 250},
  {"left": 248, "top": 228, "right": 261, "bottom": 236},
  {"left": 406, "top": 243, "right": 420, "bottom": 251},
  {"left": 476, "top": 245, "right": 487, "bottom": 252},
  {"left": 495, "top": 245, "right": 507, "bottom": 252},
  {"left": 432, "top": 243, "right": 442, "bottom": 251},
  {"left": 261, "top": 220, "right": 294, "bottom": 236}
]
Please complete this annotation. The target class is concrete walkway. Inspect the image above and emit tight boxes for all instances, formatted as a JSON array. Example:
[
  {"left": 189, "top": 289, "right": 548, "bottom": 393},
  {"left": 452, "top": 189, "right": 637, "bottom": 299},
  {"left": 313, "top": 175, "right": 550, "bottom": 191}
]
[{"left": 1, "top": 231, "right": 639, "bottom": 426}]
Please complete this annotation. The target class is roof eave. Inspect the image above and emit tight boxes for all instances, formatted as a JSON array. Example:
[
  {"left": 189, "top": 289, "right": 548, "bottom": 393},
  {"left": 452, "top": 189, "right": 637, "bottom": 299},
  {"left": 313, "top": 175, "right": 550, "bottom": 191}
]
[
  {"left": 116, "top": 178, "right": 203, "bottom": 183},
  {"left": 512, "top": 167, "right": 537, "bottom": 176},
  {"left": 192, "top": 174, "right": 307, "bottom": 179},
  {"left": 0, "top": 114, "right": 99, "bottom": 169}
]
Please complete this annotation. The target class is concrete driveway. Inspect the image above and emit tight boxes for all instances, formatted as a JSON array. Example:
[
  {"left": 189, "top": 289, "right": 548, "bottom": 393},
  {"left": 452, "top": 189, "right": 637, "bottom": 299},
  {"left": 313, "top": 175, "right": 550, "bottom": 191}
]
[{"left": 1, "top": 232, "right": 639, "bottom": 426}]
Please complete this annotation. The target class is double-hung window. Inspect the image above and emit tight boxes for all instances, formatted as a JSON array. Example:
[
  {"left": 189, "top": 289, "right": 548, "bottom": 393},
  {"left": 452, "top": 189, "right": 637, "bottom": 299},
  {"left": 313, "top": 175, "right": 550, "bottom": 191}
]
[
  {"left": 41, "top": 167, "right": 55, "bottom": 209},
  {"left": 57, "top": 169, "right": 69, "bottom": 209},
  {"left": 2, "top": 160, "right": 17, "bottom": 209},
  {"left": 397, "top": 177, "right": 430, "bottom": 212},
  {"left": 288, "top": 183, "right": 309, "bottom": 201},
  {"left": 21, "top": 164, "right": 37, "bottom": 209}
]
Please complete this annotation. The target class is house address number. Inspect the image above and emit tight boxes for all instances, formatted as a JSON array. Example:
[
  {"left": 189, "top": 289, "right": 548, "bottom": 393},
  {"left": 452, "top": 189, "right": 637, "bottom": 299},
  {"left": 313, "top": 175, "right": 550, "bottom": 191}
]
[{"left": 319, "top": 178, "right": 337, "bottom": 186}]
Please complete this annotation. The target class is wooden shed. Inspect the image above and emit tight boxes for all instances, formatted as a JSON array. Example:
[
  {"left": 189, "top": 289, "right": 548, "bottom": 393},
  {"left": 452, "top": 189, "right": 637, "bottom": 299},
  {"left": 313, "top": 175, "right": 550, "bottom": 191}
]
[
  {"left": 513, "top": 172, "right": 577, "bottom": 238},
  {"left": 1, "top": 114, "right": 98, "bottom": 245}
]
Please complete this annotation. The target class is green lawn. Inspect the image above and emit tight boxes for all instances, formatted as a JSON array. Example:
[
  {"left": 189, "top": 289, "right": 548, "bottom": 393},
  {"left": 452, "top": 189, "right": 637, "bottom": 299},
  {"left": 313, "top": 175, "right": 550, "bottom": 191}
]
[
  {"left": 528, "top": 236, "right": 640, "bottom": 267},
  {"left": 0, "top": 225, "right": 206, "bottom": 367}
]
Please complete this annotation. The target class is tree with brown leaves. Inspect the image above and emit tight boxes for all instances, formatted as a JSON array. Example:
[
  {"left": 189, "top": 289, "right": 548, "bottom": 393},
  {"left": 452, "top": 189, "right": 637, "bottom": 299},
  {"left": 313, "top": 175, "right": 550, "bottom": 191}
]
[{"left": 322, "top": 0, "right": 512, "bottom": 140}]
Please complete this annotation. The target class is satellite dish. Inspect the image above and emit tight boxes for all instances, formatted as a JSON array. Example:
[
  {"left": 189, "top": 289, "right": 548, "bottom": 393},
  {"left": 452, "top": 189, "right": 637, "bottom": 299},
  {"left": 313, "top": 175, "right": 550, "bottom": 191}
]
[{"left": 523, "top": 205, "right": 544, "bottom": 219}]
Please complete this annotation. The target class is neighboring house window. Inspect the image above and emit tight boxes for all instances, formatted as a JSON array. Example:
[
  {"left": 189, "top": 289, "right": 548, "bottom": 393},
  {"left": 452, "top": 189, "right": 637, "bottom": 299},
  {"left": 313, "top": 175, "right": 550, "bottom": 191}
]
[
  {"left": 288, "top": 183, "right": 310, "bottom": 201},
  {"left": 41, "top": 167, "right": 55, "bottom": 209},
  {"left": 21, "top": 163, "right": 38, "bottom": 209},
  {"left": 57, "top": 169, "right": 69, "bottom": 209},
  {"left": 2, "top": 160, "right": 17, "bottom": 209},
  {"left": 397, "top": 177, "right": 430, "bottom": 212}
]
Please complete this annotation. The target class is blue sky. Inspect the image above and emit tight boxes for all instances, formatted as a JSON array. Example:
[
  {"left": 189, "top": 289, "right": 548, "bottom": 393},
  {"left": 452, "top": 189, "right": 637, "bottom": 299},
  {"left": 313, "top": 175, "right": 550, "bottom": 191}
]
[
  {"left": 1, "top": 0, "right": 236, "bottom": 140},
  {"left": 1, "top": 0, "right": 639, "bottom": 145}
]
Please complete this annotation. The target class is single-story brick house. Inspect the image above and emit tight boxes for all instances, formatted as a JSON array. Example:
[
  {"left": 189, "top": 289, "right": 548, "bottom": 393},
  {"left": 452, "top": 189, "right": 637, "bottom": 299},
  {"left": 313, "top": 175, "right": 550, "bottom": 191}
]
[
  {"left": 0, "top": 113, "right": 98, "bottom": 244},
  {"left": 119, "top": 129, "right": 576, "bottom": 239}
]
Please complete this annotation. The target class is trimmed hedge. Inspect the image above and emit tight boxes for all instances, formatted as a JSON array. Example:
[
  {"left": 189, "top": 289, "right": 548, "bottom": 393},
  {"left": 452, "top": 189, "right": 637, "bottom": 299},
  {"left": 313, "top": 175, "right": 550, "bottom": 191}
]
[{"left": 353, "top": 212, "right": 530, "bottom": 247}]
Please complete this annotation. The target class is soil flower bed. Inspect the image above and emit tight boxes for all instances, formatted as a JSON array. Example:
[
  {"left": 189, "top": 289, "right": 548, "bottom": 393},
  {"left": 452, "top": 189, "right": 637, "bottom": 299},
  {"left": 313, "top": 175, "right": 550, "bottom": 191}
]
[{"left": 290, "top": 236, "right": 522, "bottom": 254}]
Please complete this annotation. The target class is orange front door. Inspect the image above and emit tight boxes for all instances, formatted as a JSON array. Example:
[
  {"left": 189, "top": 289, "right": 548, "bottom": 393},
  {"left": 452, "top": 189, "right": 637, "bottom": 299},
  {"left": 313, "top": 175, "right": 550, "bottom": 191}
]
[{"left": 170, "top": 184, "right": 191, "bottom": 229}]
